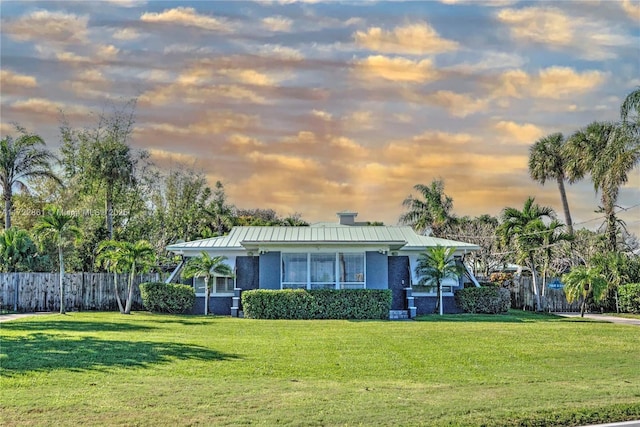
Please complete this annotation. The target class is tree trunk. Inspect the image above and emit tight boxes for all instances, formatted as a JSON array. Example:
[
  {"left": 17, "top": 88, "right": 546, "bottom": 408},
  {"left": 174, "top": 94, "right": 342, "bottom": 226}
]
[
  {"left": 529, "top": 255, "right": 541, "bottom": 311},
  {"left": 580, "top": 300, "right": 586, "bottom": 317},
  {"left": 204, "top": 276, "right": 209, "bottom": 316},
  {"left": 556, "top": 176, "right": 573, "bottom": 235},
  {"left": 106, "top": 185, "right": 114, "bottom": 239},
  {"left": 59, "top": 245, "right": 66, "bottom": 314},
  {"left": 124, "top": 263, "right": 135, "bottom": 314},
  {"left": 603, "top": 193, "right": 617, "bottom": 252},
  {"left": 434, "top": 280, "right": 442, "bottom": 315},
  {"left": 114, "top": 273, "right": 125, "bottom": 313},
  {"left": 4, "top": 191, "right": 12, "bottom": 229}
]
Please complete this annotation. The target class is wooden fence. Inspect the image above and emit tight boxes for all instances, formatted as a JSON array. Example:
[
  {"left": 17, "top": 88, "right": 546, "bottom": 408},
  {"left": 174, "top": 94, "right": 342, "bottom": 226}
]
[
  {"left": 509, "top": 275, "right": 582, "bottom": 312},
  {"left": 0, "top": 272, "right": 161, "bottom": 312}
]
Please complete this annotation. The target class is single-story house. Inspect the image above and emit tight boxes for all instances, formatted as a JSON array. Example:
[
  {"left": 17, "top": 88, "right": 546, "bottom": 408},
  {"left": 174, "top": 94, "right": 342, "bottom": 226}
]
[{"left": 166, "top": 212, "right": 480, "bottom": 317}]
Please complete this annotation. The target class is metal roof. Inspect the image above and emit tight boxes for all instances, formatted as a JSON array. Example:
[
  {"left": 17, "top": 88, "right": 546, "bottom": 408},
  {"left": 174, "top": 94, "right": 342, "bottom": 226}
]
[{"left": 166, "top": 226, "right": 479, "bottom": 252}]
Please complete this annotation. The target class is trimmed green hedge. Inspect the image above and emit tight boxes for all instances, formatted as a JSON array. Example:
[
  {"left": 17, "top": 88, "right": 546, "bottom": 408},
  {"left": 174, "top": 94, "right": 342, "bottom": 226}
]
[
  {"left": 455, "top": 286, "right": 510, "bottom": 314},
  {"left": 241, "top": 289, "right": 392, "bottom": 319},
  {"left": 618, "top": 283, "right": 640, "bottom": 314},
  {"left": 140, "top": 282, "right": 195, "bottom": 314}
]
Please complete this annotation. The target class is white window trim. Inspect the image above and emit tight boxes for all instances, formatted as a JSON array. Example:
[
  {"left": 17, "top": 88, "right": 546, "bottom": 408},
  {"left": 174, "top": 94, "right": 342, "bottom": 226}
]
[
  {"left": 193, "top": 276, "right": 235, "bottom": 297},
  {"left": 281, "top": 252, "right": 366, "bottom": 290}
]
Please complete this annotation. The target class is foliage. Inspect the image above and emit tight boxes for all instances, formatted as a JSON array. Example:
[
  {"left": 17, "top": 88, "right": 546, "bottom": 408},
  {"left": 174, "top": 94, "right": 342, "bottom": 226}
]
[
  {"left": 562, "top": 265, "right": 608, "bottom": 317},
  {"left": 414, "top": 245, "right": 463, "bottom": 315},
  {"left": 181, "top": 251, "right": 233, "bottom": 315},
  {"left": 618, "top": 283, "right": 640, "bottom": 314},
  {"left": 0, "top": 227, "right": 39, "bottom": 272},
  {"left": 241, "top": 289, "right": 392, "bottom": 319},
  {"left": 400, "top": 179, "right": 455, "bottom": 236},
  {"left": 489, "top": 272, "right": 513, "bottom": 286},
  {"left": 139, "top": 282, "right": 195, "bottom": 314},
  {"left": 0, "top": 126, "right": 60, "bottom": 229},
  {"left": 97, "top": 239, "right": 156, "bottom": 314},
  {"left": 454, "top": 286, "right": 510, "bottom": 314}
]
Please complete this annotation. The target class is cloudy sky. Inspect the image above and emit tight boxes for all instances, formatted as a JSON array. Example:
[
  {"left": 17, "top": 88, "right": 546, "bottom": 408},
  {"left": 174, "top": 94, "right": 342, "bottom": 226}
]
[{"left": 1, "top": 0, "right": 639, "bottom": 234}]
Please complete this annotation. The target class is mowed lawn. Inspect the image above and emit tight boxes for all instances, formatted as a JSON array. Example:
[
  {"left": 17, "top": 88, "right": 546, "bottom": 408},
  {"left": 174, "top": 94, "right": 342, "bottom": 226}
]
[{"left": 1, "top": 311, "right": 639, "bottom": 427}]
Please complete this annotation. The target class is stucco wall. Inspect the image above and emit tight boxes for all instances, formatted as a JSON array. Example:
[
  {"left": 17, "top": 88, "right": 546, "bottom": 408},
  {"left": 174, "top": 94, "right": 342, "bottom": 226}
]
[
  {"left": 193, "top": 296, "right": 232, "bottom": 315},
  {"left": 414, "top": 296, "right": 463, "bottom": 315}
]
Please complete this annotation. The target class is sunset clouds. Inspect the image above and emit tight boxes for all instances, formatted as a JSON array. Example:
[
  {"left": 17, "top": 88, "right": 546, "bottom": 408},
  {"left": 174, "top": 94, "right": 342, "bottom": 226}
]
[{"left": 1, "top": 1, "right": 638, "bottom": 234}]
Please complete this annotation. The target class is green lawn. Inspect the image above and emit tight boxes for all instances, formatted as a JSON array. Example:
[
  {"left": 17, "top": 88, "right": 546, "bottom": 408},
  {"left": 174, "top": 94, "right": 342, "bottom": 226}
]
[{"left": 1, "top": 311, "right": 639, "bottom": 427}]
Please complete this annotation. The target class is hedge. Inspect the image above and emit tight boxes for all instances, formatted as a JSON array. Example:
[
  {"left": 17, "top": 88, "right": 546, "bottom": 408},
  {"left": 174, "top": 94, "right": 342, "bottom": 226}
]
[
  {"left": 140, "top": 282, "right": 195, "bottom": 314},
  {"left": 618, "top": 283, "right": 640, "bottom": 314},
  {"left": 454, "top": 286, "right": 510, "bottom": 314},
  {"left": 241, "top": 289, "right": 392, "bottom": 319}
]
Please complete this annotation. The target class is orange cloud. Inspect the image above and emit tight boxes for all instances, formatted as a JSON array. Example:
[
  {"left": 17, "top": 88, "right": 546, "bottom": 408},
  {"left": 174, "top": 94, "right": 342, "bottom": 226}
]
[
  {"left": 140, "top": 7, "right": 231, "bottom": 32},
  {"left": 1, "top": 70, "right": 37, "bottom": 88},
  {"left": 354, "top": 23, "right": 459, "bottom": 55},
  {"left": 354, "top": 55, "right": 440, "bottom": 83}
]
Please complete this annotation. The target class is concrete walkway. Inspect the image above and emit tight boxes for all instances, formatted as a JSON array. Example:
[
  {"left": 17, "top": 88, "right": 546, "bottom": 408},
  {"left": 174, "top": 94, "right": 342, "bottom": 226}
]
[
  {"left": 0, "top": 312, "right": 54, "bottom": 323},
  {"left": 555, "top": 312, "right": 640, "bottom": 326}
]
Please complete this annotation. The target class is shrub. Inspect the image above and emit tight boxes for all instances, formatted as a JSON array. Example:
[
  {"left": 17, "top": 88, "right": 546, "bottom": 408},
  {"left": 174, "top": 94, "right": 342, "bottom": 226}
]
[
  {"left": 241, "top": 289, "right": 392, "bottom": 320},
  {"left": 455, "top": 286, "right": 510, "bottom": 314},
  {"left": 140, "top": 282, "right": 195, "bottom": 314},
  {"left": 618, "top": 283, "right": 640, "bottom": 314}
]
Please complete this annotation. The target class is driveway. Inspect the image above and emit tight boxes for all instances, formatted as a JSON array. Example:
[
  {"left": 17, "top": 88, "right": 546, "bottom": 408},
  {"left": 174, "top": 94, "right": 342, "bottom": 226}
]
[
  {"left": 555, "top": 312, "right": 640, "bottom": 326},
  {"left": 0, "top": 312, "right": 54, "bottom": 323}
]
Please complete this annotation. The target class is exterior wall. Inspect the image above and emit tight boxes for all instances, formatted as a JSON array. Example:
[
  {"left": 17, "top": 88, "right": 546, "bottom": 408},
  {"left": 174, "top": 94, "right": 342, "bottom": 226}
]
[
  {"left": 259, "top": 251, "right": 281, "bottom": 289},
  {"left": 414, "top": 296, "right": 463, "bottom": 315},
  {"left": 193, "top": 296, "right": 232, "bottom": 315},
  {"left": 365, "top": 251, "right": 388, "bottom": 290},
  {"left": 388, "top": 256, "right": 410, "bottom": 310}
]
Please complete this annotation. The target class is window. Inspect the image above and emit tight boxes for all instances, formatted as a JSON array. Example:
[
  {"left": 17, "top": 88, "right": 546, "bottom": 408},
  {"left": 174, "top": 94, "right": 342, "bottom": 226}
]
[
  {"left": 193, "top": 276, "right": 234, "bottom": 295},
  {"left": 281, "top": 252, "right": 365, "bottom": 289},
  {"left": 310, "top": 253, "right": 335, "bottom": 289},
  {"left": 339, "top": 253, "right": 365, "bottom": 289},
  {"left": 282, "top": 253, "right": 307, "bottom": 289},
  {"left": 412, "top": 284, "right": 454, "bottom": 294}
]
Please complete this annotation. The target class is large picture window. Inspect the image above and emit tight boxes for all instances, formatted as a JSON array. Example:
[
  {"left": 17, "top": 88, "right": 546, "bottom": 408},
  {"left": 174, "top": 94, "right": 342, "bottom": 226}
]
[
  {"left": 281, "top": 252, "right": 365, "bottom": 289},
  {"left": 193, "top": 276, "right": 234, "bottom": 295}
]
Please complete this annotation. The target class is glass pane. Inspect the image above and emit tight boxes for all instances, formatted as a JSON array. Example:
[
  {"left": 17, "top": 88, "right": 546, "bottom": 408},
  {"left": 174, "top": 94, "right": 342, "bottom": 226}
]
[
  {"left": 215, "top": 277, "right": 234, "bottom": 293},
  {"left": 311, "top": 283, "right": 335, "bottom": 290},
  {"left": 282, "top": 253, "right": 307, "bottom": 284},
  {"left": 413, "top": 285, "right": 436, "bottom": 294},
  {"left": 193, "top": 277, "right": 206, "bottom": 294},
  {"left": 283, "top": 283, "right": 306, "bottom": 289},
  {"left": 310, "top": 253, "right": 335, "bottom": 283},
  {"left": 339, "top": 253, "right": 364, "bottom": 283},
  {"left": 341, "top": 283, "right": 365, "bottom": 290}
]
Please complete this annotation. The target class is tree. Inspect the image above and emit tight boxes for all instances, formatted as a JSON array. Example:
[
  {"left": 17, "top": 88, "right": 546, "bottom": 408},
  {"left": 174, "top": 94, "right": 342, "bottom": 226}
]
[
  {"left": 621, "top": 87, "right": 640, "bottom": 124},
  {"left": 0, "top": 227, "right": 38, "bottom": 273},
  {"left": 400, "top": 179, "right": 455, "bottom": 236},
  {"left": 529, "top": 133, "right": 574, "bottom": 235},
  {"left": 97, "top": 239, "right": 155, "bottom": 314},
  {"left": 414, "top": 245, "right": 462, "bottom": 315},
  {"left": 562, "top": 266, "right": 607, "bottom": 317},
  {"left": 565, "top": 121, "right": 640, "bottom": 251},
  {"left": 537, "top": 219, "right": 573, "bottom": 310},
  {"left": 34, "top": 207, "right": 81, "bottom": 314},
  {"left": 204, "top": 181, "right": 234, "bottom": 236},
  {"left": 96, "top": 241, "right": 127, "bottom": 313},
  {"left": 0, "top": 127, "right": 60, "bottom": 229},
  {"left": 497, "top": 197, "right": 555, "bottom": 311},
  {"left": 182, "top": 251, "right": 233, "bottom": 316}
]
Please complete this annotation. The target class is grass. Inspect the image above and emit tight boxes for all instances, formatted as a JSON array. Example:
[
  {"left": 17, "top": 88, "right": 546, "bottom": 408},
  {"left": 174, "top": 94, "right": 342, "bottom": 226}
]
[{"left": 1, "top": 310, "right": 639, "bottom": 427}]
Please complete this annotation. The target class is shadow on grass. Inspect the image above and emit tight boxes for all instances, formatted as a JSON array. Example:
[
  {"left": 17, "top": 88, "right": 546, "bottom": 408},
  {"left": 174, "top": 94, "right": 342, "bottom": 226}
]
[
  {"left": 0, "top": 320, "right": 157, "bottom": 333},
  {"left": 414, "top": 310, "right": 567, "bottom": 323},
  {"left": 0, "top": 333, "right": 240, "bottom": 375}
]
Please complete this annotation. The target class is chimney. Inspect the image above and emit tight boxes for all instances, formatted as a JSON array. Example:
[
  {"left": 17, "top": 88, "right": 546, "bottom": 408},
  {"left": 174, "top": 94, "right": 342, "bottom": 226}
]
[{"left": 337, "top": 211, "right": 357, "bottom": 225}]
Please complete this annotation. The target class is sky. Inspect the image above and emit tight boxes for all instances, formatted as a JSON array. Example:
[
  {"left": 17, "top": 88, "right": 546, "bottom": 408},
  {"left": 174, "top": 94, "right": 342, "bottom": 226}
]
[{"left": 1, "top": 0, "right": 639, "bottom": 236}]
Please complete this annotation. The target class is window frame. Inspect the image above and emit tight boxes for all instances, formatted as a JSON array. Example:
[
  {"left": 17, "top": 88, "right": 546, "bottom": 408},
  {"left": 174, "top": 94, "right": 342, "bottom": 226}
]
[{"left": 280, "top": 251, "right": 366, "bottom": 290}]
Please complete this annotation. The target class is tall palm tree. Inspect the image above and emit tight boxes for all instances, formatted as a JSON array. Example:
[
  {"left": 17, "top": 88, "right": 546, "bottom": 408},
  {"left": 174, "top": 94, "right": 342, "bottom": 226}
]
[
  {"left": 497, "top": 197, "right": 554, "bottom": 311},
  {"left": 96, "top": 241, "right": 126, "bottom": 313},
  {"left": 182, "top": 251, "right": 233, "bottom": 315},
  {"left": 34, "top": 207, "right": 81, "bottom": 314},
  {"left": 538, "top": 219, "right": 573, "bottom": 310},
  {"left": 414, "top": 245, "right": 462, "bottom": 315},
  {"left": 565, "top": 121, "right": 640, "bottom": 251},
  {"left": 0, "top": 128, "right": 60, "bottom": 229},
  {"left": 562, "top": 265, "right": 607, "bottom": 317},
  {"left": 400, "top": 179, "right": 455, "bottom": 236},
  {"left": 98, "top": 239, "right": 155, "bottom": 314},
  {"left": 621, "top": 87, "right": 640, "bottom": 124},
  {"left": 529, "top": 133, "right": 574, "bottom": 235}
]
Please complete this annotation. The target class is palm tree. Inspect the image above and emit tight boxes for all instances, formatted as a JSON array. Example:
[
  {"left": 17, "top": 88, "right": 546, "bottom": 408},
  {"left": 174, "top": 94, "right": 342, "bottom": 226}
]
[
  {"left": 400, "top": 179, "right": 455, "bottom": 236},
  {"left": 529, "top": 133, "right": 574, "bottom": 235},
  {"left": 497, "top": 197, "right": 554, "bottom": 311},
  {"left": 414, "top": 245, "right": 462, "bottom": 315},
  {"left": 565, "top": 121, "right": 640, "bottom": 251},
  {"left": 182, "top": 251, "right": 233, "bottom": 315},
  {"left": 96, "top": 241, "right": 126, "bottom": 313},
  {"left": 621, "top": 87, "right": 640, "bottom": 124},
  {"left": 0, "top": 227, "right": 38, "bottom": 273},
  {"left": 538, "top": 219, "right": 573, "bottom": 310},
  {"left": 0, "top": 128, "right": 60, "bottom": 229},
  {"left": 562, "top": 265, "right": 607, "bottom": 317},
  {"left": 97, "top": 240, "right": 155, "bottom": 314},
  {"left": 34, "top": 207, "right": 81, "bottom": 314}
]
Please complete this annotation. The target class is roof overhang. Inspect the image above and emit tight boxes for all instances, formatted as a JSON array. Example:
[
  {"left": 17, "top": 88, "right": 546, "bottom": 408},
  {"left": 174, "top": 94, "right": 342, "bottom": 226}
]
[{"left": 241, "top": 240, "right": 407, "bottom": 252}]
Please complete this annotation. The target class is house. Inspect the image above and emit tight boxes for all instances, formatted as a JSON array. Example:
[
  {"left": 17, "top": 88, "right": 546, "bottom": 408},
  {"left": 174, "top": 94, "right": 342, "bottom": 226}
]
[{"left": 166, "top": 212, "right": 480, "bottom": 317}]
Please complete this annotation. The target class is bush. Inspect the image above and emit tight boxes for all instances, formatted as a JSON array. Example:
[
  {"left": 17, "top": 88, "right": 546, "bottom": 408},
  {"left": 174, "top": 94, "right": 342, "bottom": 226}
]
[
  {"left": 241, "top": 289, "right": 392, "bottom": 320},
  {"left": 618, "top": 283, "right": 640, "bottom": 314},
  {"left": 140, "top": 282, "right": 195, "bottom": 314},
  {"left": 455, "top": 286, "right": 510, "bottom": 314}
]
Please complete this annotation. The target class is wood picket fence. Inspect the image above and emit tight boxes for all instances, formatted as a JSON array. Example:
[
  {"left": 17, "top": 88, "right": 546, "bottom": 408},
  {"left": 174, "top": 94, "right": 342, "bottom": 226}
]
[
  {"left": 509, "top": 275, "right": 582, "bottom": 312},
  {"left": 0, "top": 272, "right": 161, "bottom": 312}
]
